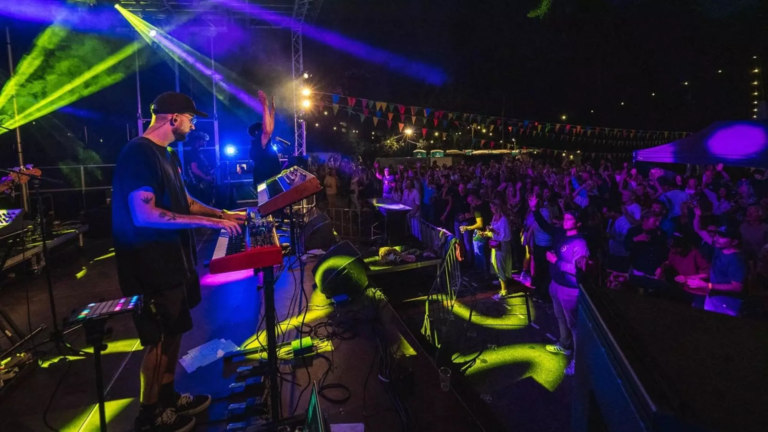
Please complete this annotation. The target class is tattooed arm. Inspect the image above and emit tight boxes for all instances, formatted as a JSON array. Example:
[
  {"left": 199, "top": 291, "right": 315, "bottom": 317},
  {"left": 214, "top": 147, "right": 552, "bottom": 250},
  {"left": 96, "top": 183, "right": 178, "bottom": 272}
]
[
  {"left": 129, "top": 187, "right": 241, "bottom": 235},
  {"left": 186, "top": 192, "right": 247, "bottom": 222}
]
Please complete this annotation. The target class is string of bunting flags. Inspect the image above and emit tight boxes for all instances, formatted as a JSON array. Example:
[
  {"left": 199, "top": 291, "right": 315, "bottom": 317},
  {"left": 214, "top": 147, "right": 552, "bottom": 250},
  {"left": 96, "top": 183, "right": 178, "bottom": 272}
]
[{"left": 317, "top": 93, "right": 692, "bottom": 149}]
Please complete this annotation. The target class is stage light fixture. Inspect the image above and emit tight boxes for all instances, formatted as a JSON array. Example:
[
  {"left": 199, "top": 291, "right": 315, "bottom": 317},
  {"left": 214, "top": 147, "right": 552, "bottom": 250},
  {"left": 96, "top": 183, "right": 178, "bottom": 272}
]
[
  {"left": 301, "top": 87, "right": 311, "bottom": 96},
  {"left": 303, "top": 72, "right": 310, "bottom": 79},
  {"left": 302, "top": 99, "right": 311, "bottom": 108},
  {"left": 149, "top": 29, "right": 157, "bottom": 37},
  {"left": 224, "top": 145, "right": 237, "bottom": 156},
  {"left": 405, "top": 128, "right": 413, "bottom": 135}
]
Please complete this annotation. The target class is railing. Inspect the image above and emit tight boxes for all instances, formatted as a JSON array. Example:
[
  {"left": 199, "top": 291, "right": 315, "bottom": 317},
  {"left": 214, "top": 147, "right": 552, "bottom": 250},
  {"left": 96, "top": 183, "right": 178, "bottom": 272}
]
[
  {"left": 413, "top": 218, "right": 461, "bottom": 353},
  {"left": 28, "top": 165, "right": 116, "bottom": 220},
  {"left": 324, "top": 207, "right": 368, "bottom": 241}
]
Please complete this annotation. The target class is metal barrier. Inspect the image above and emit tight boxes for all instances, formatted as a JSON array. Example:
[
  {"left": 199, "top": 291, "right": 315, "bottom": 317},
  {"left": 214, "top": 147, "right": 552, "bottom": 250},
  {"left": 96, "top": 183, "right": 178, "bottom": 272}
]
[
  {"left": 413, "top": 218, "right": 462, "bottom": 352},
  {"left": 325, "top": 207, "right": 363, "bottom": 240}
]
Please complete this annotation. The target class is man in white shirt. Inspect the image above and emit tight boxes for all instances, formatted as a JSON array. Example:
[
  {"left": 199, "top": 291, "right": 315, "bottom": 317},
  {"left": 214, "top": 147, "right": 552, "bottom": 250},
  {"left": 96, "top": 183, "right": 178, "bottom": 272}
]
[
  {"left": 402, "top": 179, "right": 421, "bottom": 218},
  {"left": 656, "top": 177, "right": 688, "bottom": 219},
  {"left": 324, "top": 168, "right": 338, "bottom": 208}
]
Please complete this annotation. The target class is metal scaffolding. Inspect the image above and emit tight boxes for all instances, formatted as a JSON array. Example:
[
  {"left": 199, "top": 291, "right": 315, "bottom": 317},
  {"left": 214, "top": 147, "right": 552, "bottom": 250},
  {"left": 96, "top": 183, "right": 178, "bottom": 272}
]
[{"left": 74, "top": 0, "right": 321, "bottom": 157}]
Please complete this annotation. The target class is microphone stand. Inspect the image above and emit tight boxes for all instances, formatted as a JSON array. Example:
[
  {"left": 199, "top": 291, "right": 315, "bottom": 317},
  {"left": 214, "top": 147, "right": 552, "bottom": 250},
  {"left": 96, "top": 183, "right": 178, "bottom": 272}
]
[{"left": 0, "top": 167, "right": 82, "bottom": 355}]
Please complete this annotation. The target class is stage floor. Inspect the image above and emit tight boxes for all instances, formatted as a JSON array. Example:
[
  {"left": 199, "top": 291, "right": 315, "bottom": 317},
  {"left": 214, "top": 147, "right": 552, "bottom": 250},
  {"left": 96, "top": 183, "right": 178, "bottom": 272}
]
[{"left": 0, "top": 230, "right": 498, "bottom": 431}]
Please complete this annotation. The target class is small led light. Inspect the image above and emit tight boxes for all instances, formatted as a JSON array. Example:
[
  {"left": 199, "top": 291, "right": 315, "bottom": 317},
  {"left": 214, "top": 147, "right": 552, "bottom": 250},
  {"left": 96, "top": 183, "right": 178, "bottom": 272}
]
[{"left": 149, "top": 29, "right": 157, "bottom": 37}]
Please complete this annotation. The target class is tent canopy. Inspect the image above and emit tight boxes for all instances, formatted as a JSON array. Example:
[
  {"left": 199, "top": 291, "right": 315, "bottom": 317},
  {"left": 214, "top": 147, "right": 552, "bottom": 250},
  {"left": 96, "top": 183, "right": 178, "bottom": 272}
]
[{"left": 634, "top": 120, "right": 768, "bottom": 168}]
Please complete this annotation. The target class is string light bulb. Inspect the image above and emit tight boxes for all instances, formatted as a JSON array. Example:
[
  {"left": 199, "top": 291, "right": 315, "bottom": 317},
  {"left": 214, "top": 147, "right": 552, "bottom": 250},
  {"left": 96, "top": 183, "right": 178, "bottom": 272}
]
[
  {"left": 561, "top": 115, "right": 567, "bottom": 120},
  {"left": 754, "top": 69, "right": 760, "bottom": 73},
  {"left": 753, "top": 81, "right": 759, "bottom": 85},
  {"left": 324, "top": 111, "right": 328, "bottom": 115},
  {"left": 620, "top": 102, "right": 625, "bottom": 106},
  {"left": 718, "top": 70, "right": 722, "bottom": 73},
  {"left": 301, "top": 99, "right": 311, "bottom": 108},
  {"left": 683, "top": 82, "right": 689, "bottom": 86},
  {"left": 590, "top": 110, "right": 594, "bottom": 113},
  {"left": 651, "top": 92, "right": 656, "bottom": 96}
]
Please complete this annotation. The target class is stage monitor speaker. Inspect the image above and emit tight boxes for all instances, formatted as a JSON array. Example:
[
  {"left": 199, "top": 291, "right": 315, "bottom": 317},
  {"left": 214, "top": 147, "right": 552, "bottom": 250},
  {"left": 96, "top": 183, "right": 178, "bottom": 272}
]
[
  {"left": 302, "top": 212, "right": 336, "bottom": 252},
  {"left": 313, "top": 241, "right": 367, "bottom": 299}
]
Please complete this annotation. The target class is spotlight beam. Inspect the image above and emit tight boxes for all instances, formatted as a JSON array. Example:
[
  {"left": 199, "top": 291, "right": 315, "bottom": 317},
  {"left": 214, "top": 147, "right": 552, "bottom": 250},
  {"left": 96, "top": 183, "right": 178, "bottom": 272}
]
[
  {"left": 117, "top": 7, "right": 266, "bottom": 114},
  {"left": 213, "top": 0, "right": 448, "bottom": 85}
]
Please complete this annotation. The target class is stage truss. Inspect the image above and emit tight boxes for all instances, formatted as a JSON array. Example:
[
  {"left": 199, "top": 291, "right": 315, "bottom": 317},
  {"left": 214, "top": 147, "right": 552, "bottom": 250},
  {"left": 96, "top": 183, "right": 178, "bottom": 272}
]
[{"left": 72, "top": 0, "right": 321, "bottom": 159}]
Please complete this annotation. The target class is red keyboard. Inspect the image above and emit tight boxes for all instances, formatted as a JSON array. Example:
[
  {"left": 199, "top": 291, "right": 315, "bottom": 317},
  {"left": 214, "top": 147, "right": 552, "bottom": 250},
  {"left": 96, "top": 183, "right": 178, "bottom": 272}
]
[{"left": 208, "top": 217, "right": 283, "bottom": 274}]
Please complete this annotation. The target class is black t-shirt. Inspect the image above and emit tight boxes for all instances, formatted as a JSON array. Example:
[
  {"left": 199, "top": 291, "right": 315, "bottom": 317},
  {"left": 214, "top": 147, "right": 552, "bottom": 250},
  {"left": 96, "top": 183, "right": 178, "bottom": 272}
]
[
  {"left": 184, "top": 148, "right": 211, "bottom": 183},
  {"left": 473, "top": 201, "right": 493, "bottom": 228},
  {"left": 454, "top": 192, "right": 472, "bottom": 223},
  {"left": 624, "top": 226, "right": 668, "bottom": 275},
  {"left": 112, "top": 137, "right": 198, "bottom": 295},
  {"left": 250, "top": 139, "right": 282, "bottom": 186}
]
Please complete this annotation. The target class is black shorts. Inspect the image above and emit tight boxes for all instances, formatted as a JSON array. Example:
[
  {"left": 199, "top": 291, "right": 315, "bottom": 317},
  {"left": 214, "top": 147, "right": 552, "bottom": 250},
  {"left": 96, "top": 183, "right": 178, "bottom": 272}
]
[{"left": 132, "top": 284, "right": 194, "bottom": 347}]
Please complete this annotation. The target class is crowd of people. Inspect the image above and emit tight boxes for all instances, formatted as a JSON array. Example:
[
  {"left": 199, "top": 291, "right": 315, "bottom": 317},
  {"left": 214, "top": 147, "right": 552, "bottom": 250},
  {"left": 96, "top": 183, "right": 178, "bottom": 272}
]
[{"left": 308, "top": 152, "right": 768, "bottom": 375}]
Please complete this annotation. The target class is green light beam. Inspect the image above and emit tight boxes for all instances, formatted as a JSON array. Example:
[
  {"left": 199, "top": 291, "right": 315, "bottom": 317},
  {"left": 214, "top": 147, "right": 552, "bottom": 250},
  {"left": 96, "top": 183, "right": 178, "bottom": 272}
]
[
  {"left": 452, "top": 343, "right": 567, "bottom": 392},
  {"left": 0, "top": 25, "right": 68, "bottom": 111}
]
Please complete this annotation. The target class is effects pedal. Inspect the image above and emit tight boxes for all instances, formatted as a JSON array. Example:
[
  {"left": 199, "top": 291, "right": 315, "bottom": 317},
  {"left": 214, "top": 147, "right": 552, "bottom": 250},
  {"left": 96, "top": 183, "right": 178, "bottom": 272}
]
[
  {"left": 229, "top": 376, "right": 265, "bottom": 395},
  {"left": 226, "top": 397, "right": 266, "bottom": 418}
]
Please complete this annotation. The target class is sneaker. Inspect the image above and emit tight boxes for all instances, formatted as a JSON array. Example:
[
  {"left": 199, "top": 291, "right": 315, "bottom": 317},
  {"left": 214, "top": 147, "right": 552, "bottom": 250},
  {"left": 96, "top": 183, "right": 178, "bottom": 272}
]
[
  {"left": 564, "top": 359, "right": 576, "bottom": 376},
  {"left": 174, "top": 392, "right": 212, "bottom": 416},
  {"left": 545, "top": 343, "right": 573, "bottom": 355},
  {"left": 134, "top": 408, "right": 195, "bottom": 432}
]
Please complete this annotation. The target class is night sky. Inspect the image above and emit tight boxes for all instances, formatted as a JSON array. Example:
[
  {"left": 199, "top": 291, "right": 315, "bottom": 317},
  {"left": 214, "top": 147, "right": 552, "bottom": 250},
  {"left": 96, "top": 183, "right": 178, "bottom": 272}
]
[{"left": 0, "top": 0, "right": 766, "bottom": 165}]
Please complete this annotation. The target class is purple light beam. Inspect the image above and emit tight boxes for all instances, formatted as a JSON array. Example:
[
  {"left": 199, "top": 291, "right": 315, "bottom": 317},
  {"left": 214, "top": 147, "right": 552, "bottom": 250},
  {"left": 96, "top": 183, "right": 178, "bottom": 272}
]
[{"left": 214, "top": 0, "right": 449, "bottom": 85}]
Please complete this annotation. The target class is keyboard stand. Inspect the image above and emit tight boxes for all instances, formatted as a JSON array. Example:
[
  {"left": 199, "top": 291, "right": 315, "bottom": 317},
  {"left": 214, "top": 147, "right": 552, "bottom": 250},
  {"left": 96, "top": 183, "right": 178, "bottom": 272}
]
[
  {"left": 224, "top": 265, "right": 280, "bottom": 421},
  {"left": 83, "top": 316, "right": 111, "bottom": 432}
]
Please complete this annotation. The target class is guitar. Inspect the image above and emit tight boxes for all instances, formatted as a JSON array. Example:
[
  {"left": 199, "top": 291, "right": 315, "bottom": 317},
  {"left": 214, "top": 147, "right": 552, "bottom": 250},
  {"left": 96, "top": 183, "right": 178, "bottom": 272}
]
[{"left": 0, "top": 165, "right": 42, "bottom": 194}]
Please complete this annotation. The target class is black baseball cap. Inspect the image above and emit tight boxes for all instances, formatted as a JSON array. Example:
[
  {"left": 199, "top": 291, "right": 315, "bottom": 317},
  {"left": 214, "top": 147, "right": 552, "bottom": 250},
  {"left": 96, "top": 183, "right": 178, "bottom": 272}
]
[{"left": 150, "top": 92, "right": 209, "bottom": 118}]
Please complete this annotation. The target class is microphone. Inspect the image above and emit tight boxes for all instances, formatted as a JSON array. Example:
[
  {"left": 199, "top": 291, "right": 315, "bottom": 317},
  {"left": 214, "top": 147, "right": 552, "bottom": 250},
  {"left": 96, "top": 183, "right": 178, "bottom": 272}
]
[{"left": 274, "top": 137, "right": 292, "bottom": 147}]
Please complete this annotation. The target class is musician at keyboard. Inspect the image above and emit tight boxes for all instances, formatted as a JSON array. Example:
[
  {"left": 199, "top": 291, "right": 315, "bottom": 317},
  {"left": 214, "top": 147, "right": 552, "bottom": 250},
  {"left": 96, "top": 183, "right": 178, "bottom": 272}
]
[{"left": 112, "top": 91, "right": 248, "bottom": 432}]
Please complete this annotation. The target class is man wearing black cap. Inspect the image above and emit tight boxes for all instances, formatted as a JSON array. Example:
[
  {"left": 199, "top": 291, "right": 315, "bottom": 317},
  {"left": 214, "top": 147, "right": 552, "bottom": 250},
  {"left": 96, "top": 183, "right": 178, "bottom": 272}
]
[
  {"left": 185, "top": 131, "right": 214, "bottom": 205},
  {"left": 248, "top": 91, "right": 279, "bottom": 189},
  {"left": 688, "top": 207, "right": 748, "bottom": 316},
  {"left": 112, "top": 92, "right": 245, "bottom": 432}
]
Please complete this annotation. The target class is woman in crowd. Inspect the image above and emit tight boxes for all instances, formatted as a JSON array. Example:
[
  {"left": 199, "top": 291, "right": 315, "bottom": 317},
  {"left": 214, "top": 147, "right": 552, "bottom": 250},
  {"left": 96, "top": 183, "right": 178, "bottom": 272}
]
[{"left": 483, "top": 199, "right": 513, "bottom": 300}]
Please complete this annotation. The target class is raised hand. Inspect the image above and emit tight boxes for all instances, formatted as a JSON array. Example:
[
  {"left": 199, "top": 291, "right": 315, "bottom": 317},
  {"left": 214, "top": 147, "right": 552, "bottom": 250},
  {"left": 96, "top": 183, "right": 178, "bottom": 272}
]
[
  {"left": 258, "top": 90, "right": 268, "bottom": 107},
  {"left": 546, "top": 251, "right": 557, "bottom": 264},
  {"left": 528, "top": 194, "right": 538, "bottom": 209}
]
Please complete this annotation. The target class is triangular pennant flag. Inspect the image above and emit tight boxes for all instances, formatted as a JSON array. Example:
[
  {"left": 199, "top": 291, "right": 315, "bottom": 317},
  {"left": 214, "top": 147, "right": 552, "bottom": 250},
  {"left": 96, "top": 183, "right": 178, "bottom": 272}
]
[
  {"left": 442, "top": 132, "right": 447, "bottom": 140},
  {"left": 538, "top": 125, "right": 542, "bottom": 132},
  {"left": 375, "top": 111, "right": 382, "bottom": 118},
  {"left": 410, "top": 106, "right": 417, "bottom": 115},
  {"left": 387, "top": 120, "right": 392, "bottom": 128},
  {"left": 387, "top": 112, "right": 394, "bottom": 121},
  {"left": 346, "top": 107, "right": 354, "bottom": 116},
  {"left": 388, "top": 103, "right": 395, "bottom": 112},
  {"left": 411, "top": 115, "right": 417, "bottom": 125},
  {"left": 447, "top": 112, "right": 454, "bottom": 120},
  {"left": 490, "top": 125, "right": 495, "bottom": 132},
  {"left": 398, "top": 105, "right": 406, "bottom": 114},
  {"left": 443, "top": 120, "right": 448, "bottom": 128},
  {"left": 364, "top": 108, "right": 369, "bottom": 117},
  {"left": 332, "top": 94, "right": 340, "bottom": 104},
  {"left": 434, "top": 119, "right": 438, "bottom": 127},
  {"left": 480, "top": 140, "right": 486, "bottom": 146},
  {"left": 368, "top": 100, "right": 375, "bottom": 109},
  {"left": 485, "top": 118, "right": 491, "bottom": 126},
  {"left": 361, "top": 99, "right": 367, "bottom": 109},
  {"left": 332, "top": 104, "right": 339, "bottom": 115},
  {"left": 454, "top": 121, "right": 460, "bottom": 127},
  {"left": 372, "top": 117, "right": 379, "bottom": 127},
  {"left": 490, "top": 141, "right": 495, "bottom": 148},
  {"left": 424, "top": 108, "right": 431, "bottom": 118},
  {"left": 398, "top": 123, "right": 404, "bottom": 132},
  {"left": 566, "top": 125, "right": 571, "bottom": 133},
  {"left": 375, "top": 102, "right": 384, "bottom": 111},
  {"left": 421, "top": 128, "right": 427, "bottom": 138},
  {"left": 508, "top": 126, "right": 512, "bottom": 132},
  {"left": 347, "top": 97, "right": 356, "bottom": 107},
  {"left": 358, "top": 113, "right": 365, "bottom": 122}
]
